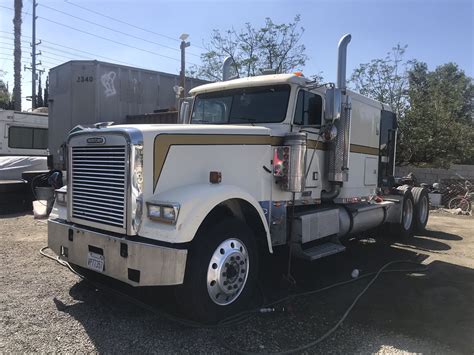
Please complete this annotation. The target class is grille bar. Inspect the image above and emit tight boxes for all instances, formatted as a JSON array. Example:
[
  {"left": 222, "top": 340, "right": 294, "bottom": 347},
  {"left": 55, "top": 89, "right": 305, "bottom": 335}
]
[{"left": 71, "top": 145, "right": 127, "bottom": 229}]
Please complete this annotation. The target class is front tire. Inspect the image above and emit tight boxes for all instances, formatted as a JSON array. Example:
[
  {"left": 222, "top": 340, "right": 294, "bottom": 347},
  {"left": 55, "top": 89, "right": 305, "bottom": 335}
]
[{"left": 176, "top": 217, "right": 259, "bottom": 323}]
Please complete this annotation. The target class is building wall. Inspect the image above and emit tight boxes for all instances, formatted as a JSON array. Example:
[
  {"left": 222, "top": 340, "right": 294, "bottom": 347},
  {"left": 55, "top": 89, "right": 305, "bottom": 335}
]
[{"left": 395, "top": 164, "right": 474, "bottom": 184}]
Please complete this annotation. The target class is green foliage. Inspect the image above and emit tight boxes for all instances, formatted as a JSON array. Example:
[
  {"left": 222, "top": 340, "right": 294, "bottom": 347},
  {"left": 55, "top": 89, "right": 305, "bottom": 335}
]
[
  {"left": 37, "top": 75, "right": 43, "bottom": 108},
  {"left": 399, "top": 62, "right": 474, "bottom": 167},
  {"left": 43, "top": 76, "right": 49, "bottom": 107},
  {"left": 350, "top": 44, "right": 411, "bottom": 118},
  {"left": 0, "top": 80, "right": 13, "bottom": 109},
  {"left": 189, "top": 16, "right": 308, "bottom": 81}
]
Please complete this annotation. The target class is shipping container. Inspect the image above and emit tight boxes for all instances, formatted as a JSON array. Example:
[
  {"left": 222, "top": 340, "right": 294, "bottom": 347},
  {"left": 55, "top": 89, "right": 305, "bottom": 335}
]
[{"left": 48, "top": 60, "right": 207, "bottom": 169}]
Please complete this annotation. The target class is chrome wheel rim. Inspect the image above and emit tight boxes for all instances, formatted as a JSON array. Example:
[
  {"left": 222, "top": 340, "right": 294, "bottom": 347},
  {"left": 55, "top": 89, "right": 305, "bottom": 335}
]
[
  {"left": 207, "top": 238, "right": 249, "bottom": 306},
  {"left": 419, "top": 195, "right": 428, "bottom": 224},
  {"left": 403, "top": 198, "right": 414, "bottom": 230}
]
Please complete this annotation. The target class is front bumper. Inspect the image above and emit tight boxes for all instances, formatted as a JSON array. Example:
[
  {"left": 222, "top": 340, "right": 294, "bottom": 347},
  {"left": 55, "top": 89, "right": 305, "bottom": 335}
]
[{"left": 48, "top": 219, "right": 187, "bottom": 286}]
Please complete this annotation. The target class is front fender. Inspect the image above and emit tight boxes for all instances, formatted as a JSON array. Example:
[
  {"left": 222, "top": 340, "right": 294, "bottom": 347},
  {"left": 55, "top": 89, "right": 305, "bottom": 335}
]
[{"left": 139, "top": 184, "right": 271, "bottom": 251}]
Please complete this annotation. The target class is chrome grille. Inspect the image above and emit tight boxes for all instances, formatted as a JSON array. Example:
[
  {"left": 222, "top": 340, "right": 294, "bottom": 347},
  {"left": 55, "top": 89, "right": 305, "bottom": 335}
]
[{"left": 71, "top": 145, "right": 127, "bottom": 229}]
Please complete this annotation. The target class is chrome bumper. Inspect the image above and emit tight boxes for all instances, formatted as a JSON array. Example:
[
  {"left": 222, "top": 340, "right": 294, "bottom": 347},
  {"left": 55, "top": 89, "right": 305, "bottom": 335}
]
[{"left": 48, "top": 219, "right": 187, "bottom": 286}]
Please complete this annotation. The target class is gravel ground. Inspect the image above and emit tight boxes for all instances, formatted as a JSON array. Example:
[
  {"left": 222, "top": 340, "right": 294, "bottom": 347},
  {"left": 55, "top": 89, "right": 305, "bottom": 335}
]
[{"left": 1, "top": 212, "right": 473, "bottom": 354}]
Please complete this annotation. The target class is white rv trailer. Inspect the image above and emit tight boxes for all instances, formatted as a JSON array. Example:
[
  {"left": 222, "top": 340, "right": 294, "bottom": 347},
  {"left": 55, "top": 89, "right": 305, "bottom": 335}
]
[
  {"left": 0, "top": 110, "right": 48, "bottom": 180},
  {"left": 48, "top": 35, "right": 430, "bottom": 321}
]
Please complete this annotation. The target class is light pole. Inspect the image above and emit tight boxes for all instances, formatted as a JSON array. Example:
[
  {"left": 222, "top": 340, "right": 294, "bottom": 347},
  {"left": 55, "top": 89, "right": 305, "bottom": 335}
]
[{"left": 179, "top": 33, "right": 190, "bottom": 99}]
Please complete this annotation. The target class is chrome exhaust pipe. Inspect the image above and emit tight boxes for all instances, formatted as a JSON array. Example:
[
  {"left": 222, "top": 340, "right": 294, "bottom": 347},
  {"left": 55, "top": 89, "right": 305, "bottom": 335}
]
[{"left": 336, "top": 34, "right": 352, "bottom": 91}]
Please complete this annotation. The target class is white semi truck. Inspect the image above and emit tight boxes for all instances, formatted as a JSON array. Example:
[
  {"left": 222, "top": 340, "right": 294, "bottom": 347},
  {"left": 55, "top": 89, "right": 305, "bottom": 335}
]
[{"left": 48, "top": 35, "right": 430, "bottom": 321}]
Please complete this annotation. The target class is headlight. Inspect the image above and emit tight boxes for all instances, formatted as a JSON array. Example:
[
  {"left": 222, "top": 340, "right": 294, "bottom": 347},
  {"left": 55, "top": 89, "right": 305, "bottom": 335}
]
[
  {"left": 146, "top": 202, "right": 180, "bottom": 224},
  {"left": 55, "top": 188, "right": 67, "bottom": 206}
]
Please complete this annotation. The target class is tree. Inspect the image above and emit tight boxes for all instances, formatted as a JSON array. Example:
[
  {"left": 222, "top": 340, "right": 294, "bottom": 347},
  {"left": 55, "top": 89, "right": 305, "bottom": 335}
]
[
  {"left": 0, "top": 80, "right": 13, "bottom": 109},
  {"left": 399, "top": 62, "right": 474, "bottom": 167},
  {"left": 13, "top": 0, "right": 22, "bottom": 111},
  {"left": 350, "top": 44, "right": 411, "bottom": 118},
  {"left": 37, "top": 74, "right": 43, "bottom": 107},
  {"left": 43, "top": 75, "right": 49, "bottom": 107},
  {"left": 189, "top": 16, "right": 308, "bottom": 81}
]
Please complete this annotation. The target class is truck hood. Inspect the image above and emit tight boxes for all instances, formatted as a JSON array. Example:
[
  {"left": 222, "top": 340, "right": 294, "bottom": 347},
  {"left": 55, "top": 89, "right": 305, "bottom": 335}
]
[{"left": 111, "top": 123, "right": 273, "bottom": 137}]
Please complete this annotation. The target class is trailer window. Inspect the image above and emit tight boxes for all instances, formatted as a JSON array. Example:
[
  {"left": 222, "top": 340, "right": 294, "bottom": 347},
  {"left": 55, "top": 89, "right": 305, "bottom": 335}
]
[
  {"left": 294, "top": 90, "right": 322, "bottom": 126},
  {"left": 191, "top": 85, "right": 290, "bottom": 124},
  {"left": 8, "top": 126, "right": 48, "bottom": 149}
]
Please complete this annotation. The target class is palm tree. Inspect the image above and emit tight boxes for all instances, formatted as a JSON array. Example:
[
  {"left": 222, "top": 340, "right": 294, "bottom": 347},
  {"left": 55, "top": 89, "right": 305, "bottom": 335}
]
[{"left": 13, "top": 0, "right": 23, "bottom": 111}]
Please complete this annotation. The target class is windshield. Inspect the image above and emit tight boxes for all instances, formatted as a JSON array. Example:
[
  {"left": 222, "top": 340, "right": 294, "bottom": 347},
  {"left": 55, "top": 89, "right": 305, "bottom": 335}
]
[{"left": 191, "top": 85, "right": 290, "bottom": 124}]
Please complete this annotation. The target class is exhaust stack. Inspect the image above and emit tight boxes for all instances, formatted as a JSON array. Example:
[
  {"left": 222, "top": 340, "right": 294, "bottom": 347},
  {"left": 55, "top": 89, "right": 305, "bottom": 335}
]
[
  {"left": 336, "top": 34, "right": 351, "bottom": 91},
  {"left": 323, "top": 34, "right": 353, "bottom": 199},
  {"left": 222, "top": 57, "right": 233, "bottom": 81}
]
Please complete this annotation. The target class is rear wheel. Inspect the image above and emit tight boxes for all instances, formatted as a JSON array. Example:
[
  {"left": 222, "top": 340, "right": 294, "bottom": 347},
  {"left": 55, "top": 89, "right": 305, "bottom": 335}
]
[
  {"left": 393, "top": 190, "right": 415, "bottom": 239},
  {"left": 412, "top": 187, "right": 430, "bottom": 232},
  {"left": 175, "top": 217, "right": 259, "bottom": 323}
]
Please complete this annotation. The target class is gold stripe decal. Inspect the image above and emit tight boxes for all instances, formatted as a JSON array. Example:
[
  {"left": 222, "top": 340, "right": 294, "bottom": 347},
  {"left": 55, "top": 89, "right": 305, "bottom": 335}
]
[
  {"left": 153, "top": 134, "right": 379, "bottom": 190},
  {"left": 349, "top": 144, "right": 379, "bottom": 156}
]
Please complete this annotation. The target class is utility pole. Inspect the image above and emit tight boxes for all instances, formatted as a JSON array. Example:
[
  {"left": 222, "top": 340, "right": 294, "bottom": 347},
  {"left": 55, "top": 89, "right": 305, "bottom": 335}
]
[
  {"left": 31, "top": 0, "right": 38, "bottom": 109},
  {"left": 179, "top": 33, "right": 190, "bottom": 99}
]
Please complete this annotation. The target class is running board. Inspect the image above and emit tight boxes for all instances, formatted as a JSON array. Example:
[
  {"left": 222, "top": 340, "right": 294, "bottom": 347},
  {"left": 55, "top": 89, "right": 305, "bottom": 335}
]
[{"left": 293, "top": 242, "right": 346, "bottom": 261}]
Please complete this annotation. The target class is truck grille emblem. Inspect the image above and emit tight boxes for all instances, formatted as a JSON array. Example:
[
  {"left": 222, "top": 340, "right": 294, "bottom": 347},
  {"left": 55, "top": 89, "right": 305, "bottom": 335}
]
[{"left": 86, "top": 136, "right": 106, "bottom": 144}]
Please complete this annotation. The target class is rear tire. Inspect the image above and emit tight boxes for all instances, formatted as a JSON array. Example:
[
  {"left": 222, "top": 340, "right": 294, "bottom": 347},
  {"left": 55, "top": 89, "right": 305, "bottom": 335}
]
[
  {"left": 393, "top": 190, "right": 415, "bottom": 239},
  {"left": 175, "top": 217, "right": 259, "bottom": 323},
  {"left": 412, "top": 187, "right": 430, "bottom": 232}
]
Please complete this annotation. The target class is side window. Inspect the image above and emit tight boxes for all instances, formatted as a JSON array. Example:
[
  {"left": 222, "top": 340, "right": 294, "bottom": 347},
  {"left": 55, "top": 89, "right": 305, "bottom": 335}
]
[
  {"left": 8, "top": 126, "right": 48, "bottom": 149},
  {"left": 293, "top": 90, "right": 322, "bottom": 126}
]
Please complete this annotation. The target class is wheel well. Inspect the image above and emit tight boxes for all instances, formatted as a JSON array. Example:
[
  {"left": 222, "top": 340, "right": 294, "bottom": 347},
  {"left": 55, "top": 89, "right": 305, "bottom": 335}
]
[{"left": 196, "top": 199, "right": 270, "bottom": 254}]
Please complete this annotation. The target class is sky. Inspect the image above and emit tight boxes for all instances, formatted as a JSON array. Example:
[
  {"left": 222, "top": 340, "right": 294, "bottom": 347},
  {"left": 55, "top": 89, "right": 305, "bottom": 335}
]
[{"left": 0, "top": 0, "right": 473, "bottom": 111}]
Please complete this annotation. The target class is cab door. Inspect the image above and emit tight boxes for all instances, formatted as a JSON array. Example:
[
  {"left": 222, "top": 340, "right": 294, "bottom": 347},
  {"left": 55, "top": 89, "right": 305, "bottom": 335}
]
[
  {"left": 378, "top": 110, "right": 397, "bottom": 187},
  {"left": 292, "top": 89, "right": 324, "bottom": 196}
]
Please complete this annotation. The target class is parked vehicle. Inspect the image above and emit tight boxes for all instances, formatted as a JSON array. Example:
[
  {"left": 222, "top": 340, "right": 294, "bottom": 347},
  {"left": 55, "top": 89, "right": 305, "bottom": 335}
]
[
  {"left": 0, "top": 109, "right": 48, "bottom": 157},
  {"left": 48, "top": 34, "right": 430, "bottom": 321}
]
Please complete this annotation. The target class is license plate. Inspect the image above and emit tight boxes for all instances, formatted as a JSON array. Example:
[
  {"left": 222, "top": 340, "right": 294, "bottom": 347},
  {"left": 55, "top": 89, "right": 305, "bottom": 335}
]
[{"left": 87, "top": 252, "right": 104, "bottom": 272}]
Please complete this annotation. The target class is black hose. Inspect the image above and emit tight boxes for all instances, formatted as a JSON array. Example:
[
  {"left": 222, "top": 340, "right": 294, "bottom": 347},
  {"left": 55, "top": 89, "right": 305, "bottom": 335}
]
[{"left": 39, "top": 247, "right": 428, "bottom": 353}]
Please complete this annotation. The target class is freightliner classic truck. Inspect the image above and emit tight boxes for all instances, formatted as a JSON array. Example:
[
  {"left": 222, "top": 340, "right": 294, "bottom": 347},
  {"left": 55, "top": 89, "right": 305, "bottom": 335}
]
[{"left": 48, "top": 34, "right": 430, "bottom": 321}]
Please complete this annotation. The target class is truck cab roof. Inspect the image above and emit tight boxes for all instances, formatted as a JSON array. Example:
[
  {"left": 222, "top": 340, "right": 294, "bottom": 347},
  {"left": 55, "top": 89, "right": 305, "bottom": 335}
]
[{"left": 189, "top": 73, "right": 310, "bottom": 96}]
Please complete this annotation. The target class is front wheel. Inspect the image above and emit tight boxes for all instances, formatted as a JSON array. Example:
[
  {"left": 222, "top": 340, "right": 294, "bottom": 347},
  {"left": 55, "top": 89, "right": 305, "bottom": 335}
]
[{"left": 175, "top": 218, "right": 259, "bottom": 323}]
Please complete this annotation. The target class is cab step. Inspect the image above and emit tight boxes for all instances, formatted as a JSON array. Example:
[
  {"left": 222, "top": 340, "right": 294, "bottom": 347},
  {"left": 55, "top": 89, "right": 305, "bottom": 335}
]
[{"left": 293, "top": 242, "right": 346, "bottom": 261}]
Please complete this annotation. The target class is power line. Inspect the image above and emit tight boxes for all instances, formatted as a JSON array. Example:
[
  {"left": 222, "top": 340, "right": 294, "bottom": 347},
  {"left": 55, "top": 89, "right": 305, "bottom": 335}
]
[
  {"left": 38, "top": 3, "right": 200, "bottom": 58},
  {"left": 64, "top": 0, "right": 207, "bottom": 52},
  {"left": 40, "top": 45, "right": 90, "bottom": 59},
  {"left": 37, "top": 16, "right": 191, "bottom": 63},
  {"left": 0, "top": 5, "right": 197, "bottom": 65},
  {"left": 0, "top": 32, "right": 141, "bottom": 67}
]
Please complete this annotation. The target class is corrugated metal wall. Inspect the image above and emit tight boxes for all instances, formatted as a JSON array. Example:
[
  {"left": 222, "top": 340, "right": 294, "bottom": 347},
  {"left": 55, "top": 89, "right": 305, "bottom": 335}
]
[{"left": 48, "top": 60, "right": 207, "bottom": 168}]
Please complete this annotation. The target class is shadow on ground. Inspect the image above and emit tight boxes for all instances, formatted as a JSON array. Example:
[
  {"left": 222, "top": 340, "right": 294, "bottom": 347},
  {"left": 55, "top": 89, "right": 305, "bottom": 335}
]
[{"left": 51, "top": 227, "right": 473, "bottom": 354}]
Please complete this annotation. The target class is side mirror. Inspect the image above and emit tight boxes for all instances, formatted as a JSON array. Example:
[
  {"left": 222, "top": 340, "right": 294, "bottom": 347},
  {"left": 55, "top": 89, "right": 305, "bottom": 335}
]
[
  {"left": 324, "top": 87, "right": 342, "bottom": 121},
  {"left": 178, "top": 99, "right": 192, "bottom": 124}
]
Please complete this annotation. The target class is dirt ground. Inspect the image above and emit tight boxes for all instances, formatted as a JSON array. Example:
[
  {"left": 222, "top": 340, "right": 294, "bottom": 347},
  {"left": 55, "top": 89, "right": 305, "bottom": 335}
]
[{"left": 0, "top": 211, "right": 473, "bottom": 354}]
